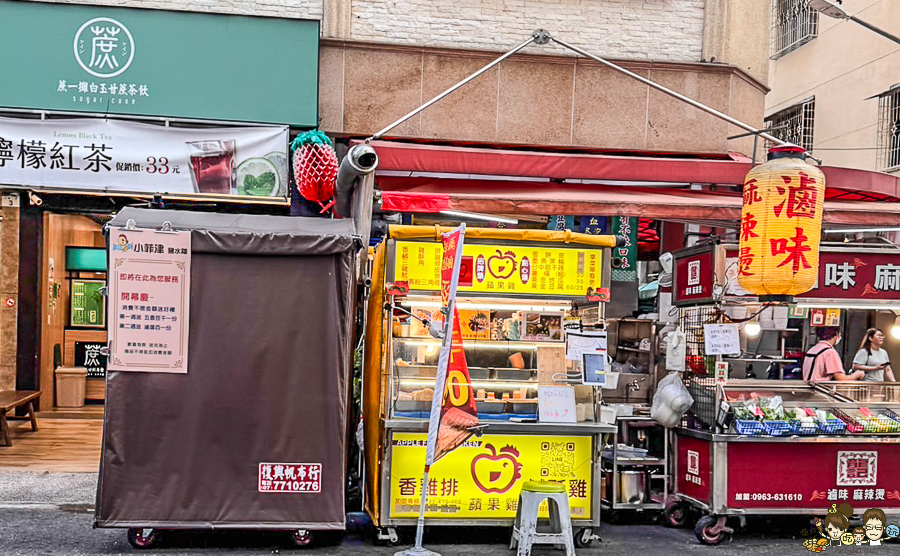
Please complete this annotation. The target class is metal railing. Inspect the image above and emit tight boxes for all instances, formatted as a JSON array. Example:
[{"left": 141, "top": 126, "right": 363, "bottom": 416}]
[{"left": 772, "top": 0, "right": 820, "bottom": 59}]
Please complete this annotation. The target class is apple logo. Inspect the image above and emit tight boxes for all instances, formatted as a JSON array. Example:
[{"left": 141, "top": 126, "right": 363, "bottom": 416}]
[
  {"left": 487, "top": 250, "right": 518, "bottom": 280},
  {"left": 470, "top": 443, "right": 522, "bottom": 494}
]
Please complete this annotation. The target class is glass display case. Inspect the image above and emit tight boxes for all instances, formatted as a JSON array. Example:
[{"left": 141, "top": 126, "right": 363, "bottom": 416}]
[
  {"left": 686, "top": 379, "right": 900, "bottom": 437},
  {"left": 388, "top": 294, "right": 574, "bottom": 421}
]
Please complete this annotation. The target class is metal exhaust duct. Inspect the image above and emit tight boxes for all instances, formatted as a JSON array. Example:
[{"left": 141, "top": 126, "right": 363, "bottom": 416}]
[{"left": 334, "top": 143, "right": 378, "bottom": 219}]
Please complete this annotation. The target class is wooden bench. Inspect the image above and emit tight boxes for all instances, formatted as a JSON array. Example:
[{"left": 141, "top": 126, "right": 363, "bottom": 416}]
[{"left": 0, "top": 391, "right": 40, "bottom": 447}]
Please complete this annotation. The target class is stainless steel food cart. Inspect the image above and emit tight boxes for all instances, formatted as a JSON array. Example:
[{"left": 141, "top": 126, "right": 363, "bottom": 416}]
[{"left": 667, "top": 380, "right": 900, "bottom": 545}]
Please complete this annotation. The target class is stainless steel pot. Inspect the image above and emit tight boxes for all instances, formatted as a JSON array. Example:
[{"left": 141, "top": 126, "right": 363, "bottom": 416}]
[{"left": 617, "top": 470, "right": 647, "bottom": 504}]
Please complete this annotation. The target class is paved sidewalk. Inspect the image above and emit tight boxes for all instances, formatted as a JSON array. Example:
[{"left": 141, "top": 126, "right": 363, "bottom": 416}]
[
  {"left": 0, "top": 471, "right": 98, "bottom": 508},
  {"left": 0, "top": 506, "right": 803, "bottom": 555},
  {"left": 0, "top": 471, "right": 827, "bottom": 555}
]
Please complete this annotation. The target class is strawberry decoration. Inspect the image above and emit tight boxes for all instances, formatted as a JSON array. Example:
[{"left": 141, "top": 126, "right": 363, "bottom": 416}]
[{"left": 291, "top": 130, "right": 338, "bottom": 213}]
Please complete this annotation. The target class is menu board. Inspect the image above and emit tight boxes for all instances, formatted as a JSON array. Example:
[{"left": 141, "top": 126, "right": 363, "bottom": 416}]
[
  {"left": 538, "top": 386, "right": 577, "bottom": 423},
  {"left": 107, "top": 227, "right": 191, "bottom": 374},
  {"left": 395, "top": 241, "right": 604, "bottom": 297},
  {"left": 70, "top": 279, "right": 106, "bottom": 328}
]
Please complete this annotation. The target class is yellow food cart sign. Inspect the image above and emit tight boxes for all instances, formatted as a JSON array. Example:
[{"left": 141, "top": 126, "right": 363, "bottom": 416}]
[
  {"left": 394, "top": 241, "right": 603, "bottom": 297},
  {"left": 388, "top": 433, "right": 593, "bottom": 519}
]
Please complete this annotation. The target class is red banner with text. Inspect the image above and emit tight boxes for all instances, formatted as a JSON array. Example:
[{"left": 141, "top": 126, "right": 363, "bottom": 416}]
[
  {"left": 435, "top": 230, "right": 479, "bottom": 463},
  {"left": 728, "top": 442, "right": 900, "bottom": 509},
  {"left": 725, "top": 249, "right": 900, "bottom": 301}
]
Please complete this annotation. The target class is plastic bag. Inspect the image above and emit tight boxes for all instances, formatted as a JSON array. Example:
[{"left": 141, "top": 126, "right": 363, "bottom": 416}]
[
  {"left": 651, "top": 371, "right": 695, "bottom": 428},
  {"left": 665, "top": 330, "right": 686, "bottom": 372}
]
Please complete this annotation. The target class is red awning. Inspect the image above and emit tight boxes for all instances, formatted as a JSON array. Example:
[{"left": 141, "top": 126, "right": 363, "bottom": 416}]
[
  {"left": 378, "top": 178, "right": 900, "bottom": 226},
  {"left": 362, "top": 140, "right": 900, "bottom": 226}
]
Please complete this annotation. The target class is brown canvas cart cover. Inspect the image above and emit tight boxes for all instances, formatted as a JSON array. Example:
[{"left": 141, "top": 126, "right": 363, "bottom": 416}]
[{"left": 95, "top": 207, "right": 358, "bottom": 530}]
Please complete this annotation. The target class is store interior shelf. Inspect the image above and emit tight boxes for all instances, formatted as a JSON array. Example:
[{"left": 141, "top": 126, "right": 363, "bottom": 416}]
[
  {"left": 602, "top": 501, "right": 665, "bottom": 510},
  {"left": 603, "top": 458, "right": 665, "bottom": 466},
  {"left": 396, "top": 374, "right": 538, "bottom": 384},
  {"left": 724, "top": 357, "right": 798, "bottom": 363},
  {"left": 392, "top": 337, "right": 563, "bottom": 347},
  {"left": 617, "top": 346, "right": 650, "bottom": 353},
  {"left": 617, "top": 458, "right": 665, "bottom": 465}
]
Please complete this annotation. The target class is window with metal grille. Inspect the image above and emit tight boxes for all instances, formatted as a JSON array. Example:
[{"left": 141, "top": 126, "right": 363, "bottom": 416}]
[
  {"left": 764, "top": 98, "right": 816, "bottom": 153},
  {"left": 877, "top": 85, "right": 900, "bottom": 171},
  {"left": 771, "top": 0, "right": 819, "bottom": 59}
]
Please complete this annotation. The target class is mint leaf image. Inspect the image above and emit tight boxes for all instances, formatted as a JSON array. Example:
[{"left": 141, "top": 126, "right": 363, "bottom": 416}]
[{"left": 240, "top": 171, "right": 276, "bottom": 196}]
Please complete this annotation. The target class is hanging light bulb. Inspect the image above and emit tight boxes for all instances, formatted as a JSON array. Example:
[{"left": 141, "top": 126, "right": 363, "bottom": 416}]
[
  {"left": 891, "top": 315, "right": 900, "bottom": 341},
  {"left": 744, "top": 320, "right": 762, "bottom": 337}
]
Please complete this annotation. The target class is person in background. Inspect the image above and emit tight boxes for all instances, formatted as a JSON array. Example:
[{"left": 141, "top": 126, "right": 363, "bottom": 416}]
[
  {"left": 802, "top": 327, "right": 864, "bottom": 382},
  {"left": 852, "top": 328, "right": 896, "bottom": 382}
]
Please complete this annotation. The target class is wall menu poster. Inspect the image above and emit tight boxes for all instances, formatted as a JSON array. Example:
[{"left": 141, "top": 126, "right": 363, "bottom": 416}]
[
  {"left": 70, "top": 279, "right": 106, "bottom": 328},
  {"left": 107, "top": 226, "right": 190, "bottom": 373},
  {"left": 389, "top": 433, "right": 593, "bottom": 519},
  {"left": 395, "top": 241, "right": 604, "bottom": 297}
]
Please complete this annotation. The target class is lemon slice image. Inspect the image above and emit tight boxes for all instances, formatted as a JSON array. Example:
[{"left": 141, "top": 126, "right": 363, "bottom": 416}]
[
  {"left": 236, "top": 157, "right": 280, "bottom": 197},
  {"left": 264, "top": 151, "right": 289, "bottom": 196}
]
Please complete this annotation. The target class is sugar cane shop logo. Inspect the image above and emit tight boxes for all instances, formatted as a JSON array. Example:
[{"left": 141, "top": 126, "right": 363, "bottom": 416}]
[{"left": 74, "top": 18, "right": 135, "bottom": 78}]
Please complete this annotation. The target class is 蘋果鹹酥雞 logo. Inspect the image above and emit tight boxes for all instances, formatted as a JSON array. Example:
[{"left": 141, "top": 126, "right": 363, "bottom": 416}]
[
  {"left": 74, "top": 17, "right": 135, "bottom": 78},
  {"left": 470, "top": 443, "right": 522, "bottom": 494}
]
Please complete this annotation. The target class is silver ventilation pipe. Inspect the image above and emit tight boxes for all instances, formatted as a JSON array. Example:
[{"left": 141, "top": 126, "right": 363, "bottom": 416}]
[{"left": 333, "top": 143, "right": 378, "bottom": 219}]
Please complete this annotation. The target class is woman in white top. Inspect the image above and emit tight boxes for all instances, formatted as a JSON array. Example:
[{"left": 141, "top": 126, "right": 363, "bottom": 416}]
[{"left": 852, "top": 328, "right": 896, "bottom": 382}]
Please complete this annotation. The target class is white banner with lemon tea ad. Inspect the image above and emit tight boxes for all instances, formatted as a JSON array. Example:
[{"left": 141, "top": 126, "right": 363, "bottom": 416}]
[{"left": 0, "top": 116, "right": 288, "bottom": 200}]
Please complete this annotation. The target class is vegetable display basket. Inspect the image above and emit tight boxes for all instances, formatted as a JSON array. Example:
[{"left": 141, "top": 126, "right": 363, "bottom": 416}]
[
  {"left": 733, "top": 420, "right": 764, "bottom": 436},
  {"left": 817, "top": 418, "right": 847, "bottom": 435},
  {"left": 829, "top": 408, "right": 900, "bottom": 434},
  {"left": 788, "top": 419, "right": 818, "bottom": 436},
  {"left": 762, "top": 420, "right": 794, "bottom": 436},
  {"left": 831, "top": 409, "right": 866, "bottom": 434}
]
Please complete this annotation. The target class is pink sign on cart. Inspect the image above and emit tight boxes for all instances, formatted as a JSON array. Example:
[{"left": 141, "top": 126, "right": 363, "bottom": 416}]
[{"left": 108, "top": 226, "right": 191, "bottom": 373}]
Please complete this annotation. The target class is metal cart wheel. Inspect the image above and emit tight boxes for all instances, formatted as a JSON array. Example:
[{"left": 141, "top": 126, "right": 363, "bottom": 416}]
[
  {"left": 664, "top": 501, "right": 688, "bottom": 528},
  {"left": 373, "top": 526, "right": 400, "bottom": 546},
  {"left": 290, "top": 529, "right": 313, "bottom": 547},
  {"left": 127, "top": 528, "right": 160, "bottom": 550},
  {"left": 694, "top": 515, "right": 732, "bottom": 546},
  {"left": 574, "top": 527, "right": 596, "bottom": 548}
]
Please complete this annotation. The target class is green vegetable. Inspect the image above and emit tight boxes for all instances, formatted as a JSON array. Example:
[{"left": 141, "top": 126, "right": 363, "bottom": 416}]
[
  {"left": 761, "top": 407, "right": 784, "bottom": 421},
  {"left": 241, "top": 171, "right": 276, "bottom": 196},
  {"left": 734, "top": 407, "right": 755, "bottom": 420}
]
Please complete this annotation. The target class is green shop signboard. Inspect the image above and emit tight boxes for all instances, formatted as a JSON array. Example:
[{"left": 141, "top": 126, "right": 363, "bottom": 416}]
[
  {"left": 0, "top": 2, "right": 318, "bottom": 126},
  {"left": 611, "top": 216, "right": 638, "bottom": 282}
]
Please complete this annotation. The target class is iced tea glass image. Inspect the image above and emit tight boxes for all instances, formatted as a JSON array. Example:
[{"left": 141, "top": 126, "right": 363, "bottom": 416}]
[{"left": 186, "top": 139, "right": 236, "bottom": 195}]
